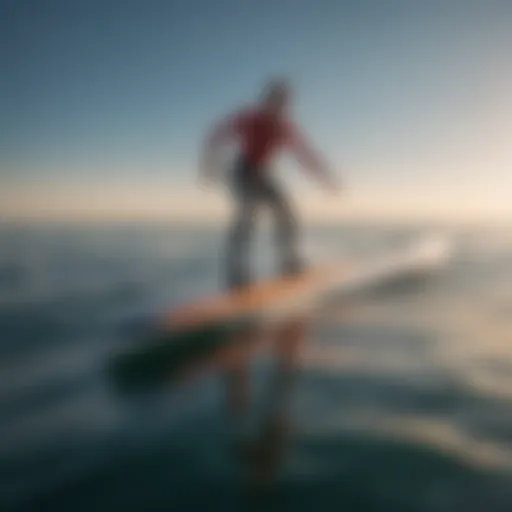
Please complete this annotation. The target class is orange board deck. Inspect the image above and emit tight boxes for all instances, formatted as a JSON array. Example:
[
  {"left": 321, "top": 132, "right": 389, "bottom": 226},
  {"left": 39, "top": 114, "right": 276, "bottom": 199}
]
[
  {"left": 108, "top": 234, "right": 452, "bottom": 392},
  {"left": 160, "top": 264, "right": 344, "bottom": 330},
  {"left": 108, "top": 263, "right": 349, "bottom": 392}
]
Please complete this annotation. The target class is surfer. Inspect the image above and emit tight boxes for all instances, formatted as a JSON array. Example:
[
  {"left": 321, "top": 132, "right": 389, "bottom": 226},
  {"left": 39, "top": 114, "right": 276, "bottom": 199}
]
[{"left": 200, "top": 78, "right": 340, "bottom": 289}]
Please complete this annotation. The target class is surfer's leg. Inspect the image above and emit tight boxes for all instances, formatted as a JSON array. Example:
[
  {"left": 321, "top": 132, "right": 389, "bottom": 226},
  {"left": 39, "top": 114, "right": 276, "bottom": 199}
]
[
  {"left": 226, "top": 163, "right": 259, "bottom": 289},
  {"left": 227, "top": 202, "right": 256, "bottom": 288},
  {"left": 263, "top": 179, "right": 302, "bottom": 276}
]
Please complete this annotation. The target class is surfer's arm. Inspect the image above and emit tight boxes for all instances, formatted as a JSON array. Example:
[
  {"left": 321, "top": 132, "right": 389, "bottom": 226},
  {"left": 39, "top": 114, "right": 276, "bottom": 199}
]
[
  {"left": 286, "top": 124, "right": 338, "bottom": 190},
  {"left": 200, "top": 112, "right": 243, "bottom": 182}
]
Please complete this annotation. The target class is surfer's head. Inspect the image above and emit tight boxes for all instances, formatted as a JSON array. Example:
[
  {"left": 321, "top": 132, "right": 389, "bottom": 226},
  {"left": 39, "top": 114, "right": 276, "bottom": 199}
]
[{"left": 261, "top": 77, "right": 292, "bottom": 114}]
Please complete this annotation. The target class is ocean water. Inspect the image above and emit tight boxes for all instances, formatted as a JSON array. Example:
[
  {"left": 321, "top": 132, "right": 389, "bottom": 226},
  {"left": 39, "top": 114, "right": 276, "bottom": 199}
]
[{"left": 1, "top": 221, "right": 512, "bottom": 512}]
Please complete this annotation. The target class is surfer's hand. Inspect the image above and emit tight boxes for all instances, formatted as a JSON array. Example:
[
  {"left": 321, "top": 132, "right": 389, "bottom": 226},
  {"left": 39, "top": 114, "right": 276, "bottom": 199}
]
[
  {"left": 199, "top": 172, "right": 217, "bottom": 189},
  {"left": 199, "top": 151, "right": 224, "bottom": 188},
  {"left": 198, "top": 161, "right": 221, "bottom": 187},
  {"left": 322, "top": 173, "right": 341, "bottom": 194}
]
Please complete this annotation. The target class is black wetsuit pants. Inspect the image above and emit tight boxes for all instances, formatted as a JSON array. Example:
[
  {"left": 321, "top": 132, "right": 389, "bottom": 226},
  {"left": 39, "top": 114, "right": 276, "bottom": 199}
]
[{"left": 226, "top": 158, "right": 302, "bottom": 288}]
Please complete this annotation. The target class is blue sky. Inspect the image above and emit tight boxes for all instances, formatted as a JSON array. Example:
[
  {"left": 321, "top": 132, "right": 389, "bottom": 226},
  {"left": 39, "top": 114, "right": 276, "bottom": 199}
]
[{"left": 2, "top": 0, "right": 511, "bottom": 220}]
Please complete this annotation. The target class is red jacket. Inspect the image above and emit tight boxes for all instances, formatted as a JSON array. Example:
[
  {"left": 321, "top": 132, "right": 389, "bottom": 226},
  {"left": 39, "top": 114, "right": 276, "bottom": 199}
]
[{"left": 208, "top": 107, "right": 324, "bottom": 173}]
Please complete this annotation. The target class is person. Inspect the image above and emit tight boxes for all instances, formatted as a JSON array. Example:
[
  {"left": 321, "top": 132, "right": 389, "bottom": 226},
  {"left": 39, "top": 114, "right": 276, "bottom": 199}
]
[{"left": 200, "top": 78, "right": 339, "bottom": 289}]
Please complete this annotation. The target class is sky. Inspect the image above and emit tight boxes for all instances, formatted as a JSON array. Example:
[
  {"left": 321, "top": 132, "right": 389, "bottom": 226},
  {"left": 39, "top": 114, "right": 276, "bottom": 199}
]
[{"left": 2, "top": 0, "right": 512, "bottom": 222}]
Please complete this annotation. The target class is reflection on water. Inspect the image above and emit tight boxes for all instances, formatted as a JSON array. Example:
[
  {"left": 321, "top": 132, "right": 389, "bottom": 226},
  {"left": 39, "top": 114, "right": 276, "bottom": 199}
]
[{"left": 1, "top": 222, "right": 512, "bottom": 511}]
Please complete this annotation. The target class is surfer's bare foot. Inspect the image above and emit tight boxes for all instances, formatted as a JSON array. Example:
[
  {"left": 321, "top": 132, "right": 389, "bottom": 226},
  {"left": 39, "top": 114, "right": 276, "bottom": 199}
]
[
  {"left": 227, "top": 272, "right": 252, "bottom": 291},
  {"left": 281, "top": 258, "right": 307, "bottom": 278}
]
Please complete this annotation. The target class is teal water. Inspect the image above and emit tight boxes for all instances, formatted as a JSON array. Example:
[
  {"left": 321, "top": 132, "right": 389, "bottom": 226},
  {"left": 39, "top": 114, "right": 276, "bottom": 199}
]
[{"left": 1, "top": 221, "right": 511, "bottom": 511}]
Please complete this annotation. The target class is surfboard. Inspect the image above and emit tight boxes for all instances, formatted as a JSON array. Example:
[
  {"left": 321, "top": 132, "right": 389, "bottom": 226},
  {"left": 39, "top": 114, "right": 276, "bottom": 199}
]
[{"left": 108, "top": 233, "right": 452, "bottom": 391}]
